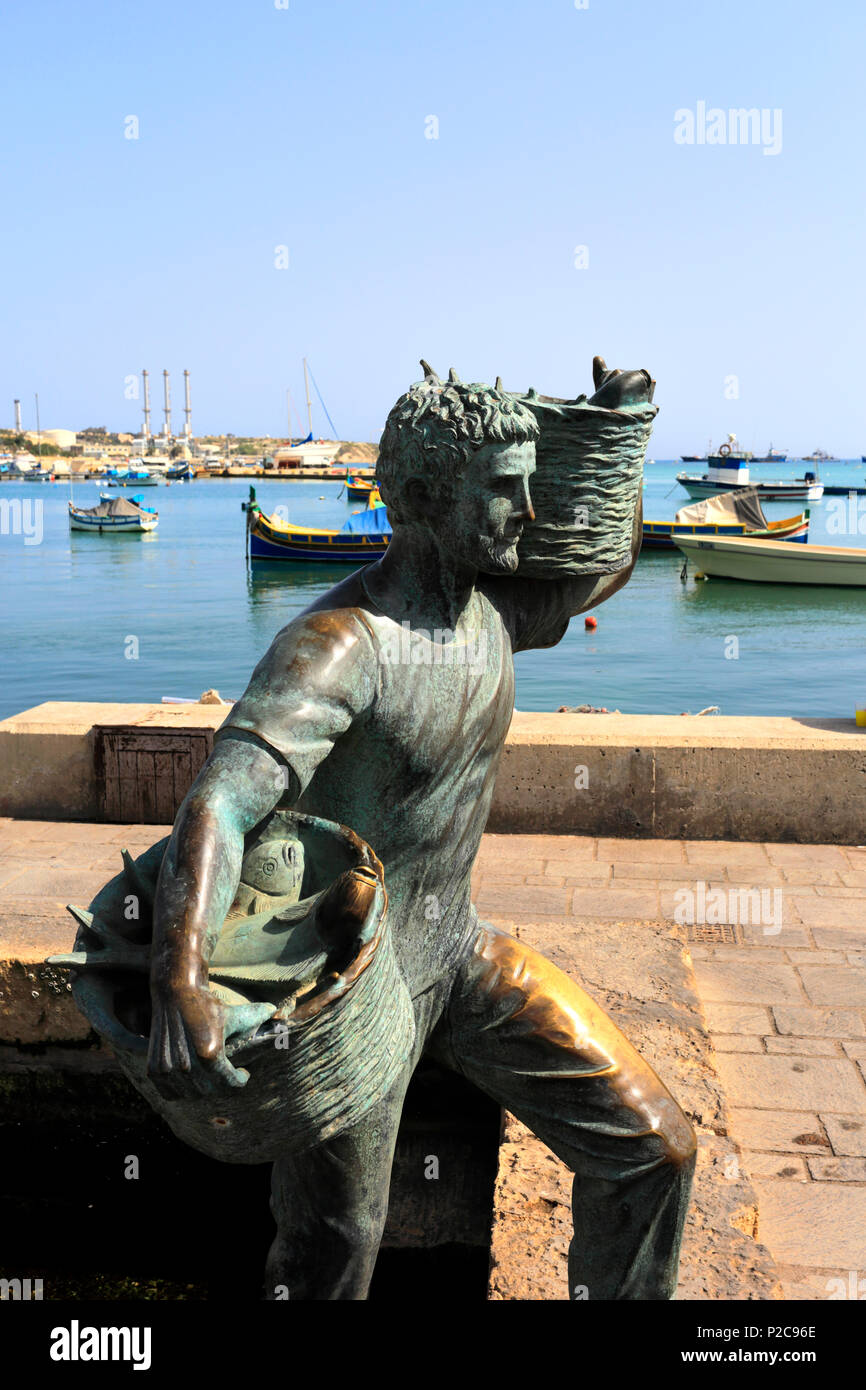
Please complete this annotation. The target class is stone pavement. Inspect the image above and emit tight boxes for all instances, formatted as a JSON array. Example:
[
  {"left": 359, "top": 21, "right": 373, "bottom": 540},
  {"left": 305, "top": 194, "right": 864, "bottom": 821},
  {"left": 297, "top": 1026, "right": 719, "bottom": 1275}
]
[
  {"left": 2, "top": 818, "right": 865, "bottom": 1300},
  {"left": 474, "top": 833, "right": 866, "bottom": 1301}
]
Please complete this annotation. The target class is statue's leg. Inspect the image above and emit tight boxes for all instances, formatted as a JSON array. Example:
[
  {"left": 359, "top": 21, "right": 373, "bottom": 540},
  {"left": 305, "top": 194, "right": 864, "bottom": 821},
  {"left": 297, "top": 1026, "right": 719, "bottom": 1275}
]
[
  {"left": 437, "top": 922, "right": 697, "bottom": 1300},
  {"left": 265, "top": 1072, "right": 409, "bottom": 1300},
  {"left": 265, "top": 982, "right": 448, "bottom": 1300}
]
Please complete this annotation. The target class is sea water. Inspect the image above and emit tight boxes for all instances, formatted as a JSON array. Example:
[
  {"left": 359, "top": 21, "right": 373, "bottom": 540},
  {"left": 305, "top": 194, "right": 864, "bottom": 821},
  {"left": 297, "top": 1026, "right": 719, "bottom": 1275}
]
[{"left": 1, "top": 464, "right": 864, "bottom": 720}]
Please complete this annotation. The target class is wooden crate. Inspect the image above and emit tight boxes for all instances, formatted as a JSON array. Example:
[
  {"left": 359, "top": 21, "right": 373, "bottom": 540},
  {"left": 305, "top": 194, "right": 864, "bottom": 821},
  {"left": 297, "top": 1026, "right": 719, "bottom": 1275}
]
[{"left": 95, "top": 726, "right": 214, "bottom": 824}]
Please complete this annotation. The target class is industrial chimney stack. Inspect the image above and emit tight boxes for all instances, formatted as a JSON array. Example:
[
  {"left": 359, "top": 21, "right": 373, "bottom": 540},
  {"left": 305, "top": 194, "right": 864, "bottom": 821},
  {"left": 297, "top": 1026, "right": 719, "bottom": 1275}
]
[
  {"left": 163, "top": 370, "right": 172, "bottom": 439},
  {"left": 14, "top": 399, "right": 22, "bottom": 434},
  {"left": 183, "top": 369, "right": 192, "bottom": 439},
  {"left": 141, "top": 370, "right": 151, "bottom": 443}
]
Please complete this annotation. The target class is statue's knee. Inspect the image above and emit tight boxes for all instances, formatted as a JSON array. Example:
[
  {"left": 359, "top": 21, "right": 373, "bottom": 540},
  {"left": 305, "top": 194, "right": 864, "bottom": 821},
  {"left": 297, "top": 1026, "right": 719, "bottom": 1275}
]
[
  {"left": 327, "top": 1202, "right": 388, "bottom": 1257},
  {"left": 658, "top": 1101, "right": 697, "bottom": 1171}
]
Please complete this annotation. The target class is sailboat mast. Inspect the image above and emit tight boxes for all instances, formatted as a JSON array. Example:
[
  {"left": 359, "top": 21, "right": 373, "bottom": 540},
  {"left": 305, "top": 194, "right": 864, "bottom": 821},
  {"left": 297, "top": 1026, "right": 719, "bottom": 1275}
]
[{"left": 303, "top": 358, "right": 313, "bottom": 436}]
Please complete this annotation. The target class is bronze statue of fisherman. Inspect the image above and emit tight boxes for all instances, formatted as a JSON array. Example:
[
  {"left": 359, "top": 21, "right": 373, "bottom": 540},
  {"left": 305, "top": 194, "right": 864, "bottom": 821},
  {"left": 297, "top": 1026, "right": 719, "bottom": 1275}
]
[{"left": 55, "top": 360, "right": 696, "bottom": 1300}]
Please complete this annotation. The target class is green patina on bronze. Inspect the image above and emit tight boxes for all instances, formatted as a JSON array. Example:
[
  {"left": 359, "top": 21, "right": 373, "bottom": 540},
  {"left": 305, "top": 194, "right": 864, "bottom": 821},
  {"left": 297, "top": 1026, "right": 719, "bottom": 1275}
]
[{"left": 50, "top": 358, "right": 697, "bottom": 1301}]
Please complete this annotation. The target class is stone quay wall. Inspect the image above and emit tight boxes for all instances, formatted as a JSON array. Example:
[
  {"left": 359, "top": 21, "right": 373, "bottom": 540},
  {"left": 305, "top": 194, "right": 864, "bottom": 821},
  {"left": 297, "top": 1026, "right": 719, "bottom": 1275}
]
[{"left": 0, "top": 702, "right": 863, "bottom": 843}]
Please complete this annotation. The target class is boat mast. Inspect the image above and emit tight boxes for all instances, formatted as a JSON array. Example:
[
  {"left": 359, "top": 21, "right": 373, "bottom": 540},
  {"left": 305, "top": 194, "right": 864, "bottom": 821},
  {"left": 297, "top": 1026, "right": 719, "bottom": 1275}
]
[{"left": 303, "top": 357, "right": 313, "bottom": 437}]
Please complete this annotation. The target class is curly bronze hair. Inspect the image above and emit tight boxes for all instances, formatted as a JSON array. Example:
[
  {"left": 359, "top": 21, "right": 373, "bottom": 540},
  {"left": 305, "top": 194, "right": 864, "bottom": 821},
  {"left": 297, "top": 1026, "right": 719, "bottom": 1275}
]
[{"left": 376, "top": 363, "right": 539, "bottom": 524}]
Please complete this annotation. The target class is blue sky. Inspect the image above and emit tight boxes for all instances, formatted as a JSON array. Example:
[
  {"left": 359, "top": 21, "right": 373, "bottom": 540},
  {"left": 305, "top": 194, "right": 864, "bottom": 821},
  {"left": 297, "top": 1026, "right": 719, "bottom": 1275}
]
[{"left": 2, "top": 0, "right": 865, "bottom": 456}]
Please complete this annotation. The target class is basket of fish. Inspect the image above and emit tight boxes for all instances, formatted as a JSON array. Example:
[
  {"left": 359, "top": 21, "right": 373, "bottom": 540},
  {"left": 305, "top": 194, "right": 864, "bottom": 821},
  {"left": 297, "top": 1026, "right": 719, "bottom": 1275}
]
[
  {"left": 512, "top": 356, "right": 657, "bottom": 577},
  {"left": 48, "top": 809, "right": 415, "bottom": 1163}
]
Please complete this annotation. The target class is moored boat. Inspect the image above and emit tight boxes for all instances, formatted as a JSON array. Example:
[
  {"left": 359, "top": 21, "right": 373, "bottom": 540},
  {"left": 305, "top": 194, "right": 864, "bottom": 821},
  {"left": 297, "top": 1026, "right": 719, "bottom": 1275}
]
[
  {"left": 642, "top": 488, "right": 808, "bottom": 550},
  {"left": 677, "top": 450, "right": 823, "bottom": 502},
  {"left": 69, "top": 494, "right": 158, "bottom": 533},
  {"left": 103, "top": 465, "right": 158, "bottom": 488},
  {"left": 751, "top": 443, "right": 787, "bottom": 463},
  {"left": 346, "top": 475, "right": 377, "bottom": 500},
  {"left": 674, "top": 533, "right": 866, "bottom": 586},
  {"left": 245, "top": 486, "right": 390, "bottom": 563}
]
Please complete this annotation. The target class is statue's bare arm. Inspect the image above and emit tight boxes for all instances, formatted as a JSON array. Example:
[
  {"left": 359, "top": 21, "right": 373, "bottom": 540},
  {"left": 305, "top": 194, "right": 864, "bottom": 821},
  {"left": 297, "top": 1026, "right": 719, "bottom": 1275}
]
[{"left": 147, "top": 732, "right": 295, "bottom": 1097}]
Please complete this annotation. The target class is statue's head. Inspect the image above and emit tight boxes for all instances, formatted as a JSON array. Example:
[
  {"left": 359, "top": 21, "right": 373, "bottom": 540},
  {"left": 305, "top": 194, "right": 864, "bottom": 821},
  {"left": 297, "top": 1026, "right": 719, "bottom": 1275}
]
[{"left": 377, "top": 364, "right": 539, "bottom": 574}]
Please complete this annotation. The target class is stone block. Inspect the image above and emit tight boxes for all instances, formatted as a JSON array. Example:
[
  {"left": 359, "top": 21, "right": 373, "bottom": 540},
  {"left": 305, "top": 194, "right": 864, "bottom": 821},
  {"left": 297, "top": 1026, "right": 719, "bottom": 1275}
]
[
  {"left": 693, "top": 960, "right": 802, "bottom": 1005},
  {"left": 798, "top": 965, "right": 866, "bottom": 1008},
  {"left": 753, "top": 1182, "right": 866, "bottom": 1267},
  {"left": 714, "top": 1036, "right": 763, "bottom": 1053},
  {"left": 820, "top": 1114, "right": 866, "bottom": 1157},
  {"left": 704, "top": 1003, "right": 772, "bottom": 1034},
  {"left": 745, "top": 1153, "right": 809, "bottom": 1180},
  {"left": 806, "top": 1156, "right": 866, "bottom": 1181},
  {"left": 730, "top": 1108, "right": 829, "bottom": 1154},
  {"left": 763, "top": 1037, "right": 839, "bottom": 1057},
  {"left": 773, "top": 1005, "right": 865, "bottom": 1038},
  {"left": 715, "top": 1055, "right": 866, "bottom": 1113}
]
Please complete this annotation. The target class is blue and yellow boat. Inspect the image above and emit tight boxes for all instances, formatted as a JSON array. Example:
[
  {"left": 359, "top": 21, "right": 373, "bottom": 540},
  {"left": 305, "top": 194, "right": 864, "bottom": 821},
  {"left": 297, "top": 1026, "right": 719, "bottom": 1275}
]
[
  {"left": 642, "top": 489, "right": 808, "bottom": 550},
  {"left": 346, "top": 475, "right": 377, "bottom": 500},
  {"left": 245, "top": 486, "right": 391, "bottom": 563}
]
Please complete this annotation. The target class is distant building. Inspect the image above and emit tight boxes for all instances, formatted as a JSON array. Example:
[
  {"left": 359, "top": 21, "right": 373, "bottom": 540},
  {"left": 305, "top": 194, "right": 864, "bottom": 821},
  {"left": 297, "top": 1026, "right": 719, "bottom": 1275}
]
[
  {"left": 273, "top": 440, "right": 338, "bottom": 469},
  {"left": 24, "top": 428, "right": 77, "bottom": 450}
]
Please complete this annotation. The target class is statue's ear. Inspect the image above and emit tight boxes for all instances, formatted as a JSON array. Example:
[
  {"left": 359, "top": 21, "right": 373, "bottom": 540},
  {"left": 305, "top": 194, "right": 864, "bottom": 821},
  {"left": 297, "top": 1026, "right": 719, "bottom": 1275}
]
[{"left": 405, "top": 475, "right": 435, "bottom": 517}]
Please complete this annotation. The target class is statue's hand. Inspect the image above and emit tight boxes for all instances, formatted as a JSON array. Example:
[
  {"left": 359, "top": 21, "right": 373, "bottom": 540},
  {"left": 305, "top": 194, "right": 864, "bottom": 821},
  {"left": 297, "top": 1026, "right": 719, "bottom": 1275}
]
[{"left": 146, "top": 982, "right": 275, "bottom": 1099}]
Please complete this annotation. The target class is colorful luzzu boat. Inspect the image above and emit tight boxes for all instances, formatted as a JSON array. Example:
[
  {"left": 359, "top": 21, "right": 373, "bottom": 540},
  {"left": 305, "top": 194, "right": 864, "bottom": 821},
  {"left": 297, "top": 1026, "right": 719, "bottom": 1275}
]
[
  {"left": 68, "top": 494, "right": 158, "bottom": 533},
  {"left": 346, "top": 475, "right": 377, "bottom": 500},
  {"left": 642, "top": 488, "right": 808, "bottom": 550},
  {"left": 245, "top": 486, "right": 391, "bottom": 563}
]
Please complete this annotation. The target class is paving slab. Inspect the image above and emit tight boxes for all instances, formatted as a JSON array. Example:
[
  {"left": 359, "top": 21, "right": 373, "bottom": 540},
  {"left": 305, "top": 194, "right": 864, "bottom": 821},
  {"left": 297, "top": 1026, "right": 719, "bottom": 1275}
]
[
  {"left": 806, "top": 1156, "right": 866, "bottom": 1181},
  {"left": 764, "top": 1037, "right": 839, "bottom": 1056},
  {"left": 693, "top": 959, "right": 804, "bottom": 1006},
  {"left": 791, "top": 896, "right": 865, "bottom": 929},
  {"left": 704, "top": 1003, "right": 773, "bottom": 1035},
  {"left": 729, "top": 1109, "right": 830, "bottom": 1155},
  {"left": 773, "top": 1005, "right": 865, "bottom": 1038},
  {"left": 745, "top": 1153, "right": 809, "bottom": 1180},
  {"left": 713, "top": 1054, "right": 866, "bottom": 1113},
  {"left": 819, "top": 1114, "right": 866, "bottom": 1157},
  {"left": 753, "top": 1183, "right": 866, "bottom": 1268},
  {"left": 798, "top": 964, "right": 866, "bottom": 1008}
]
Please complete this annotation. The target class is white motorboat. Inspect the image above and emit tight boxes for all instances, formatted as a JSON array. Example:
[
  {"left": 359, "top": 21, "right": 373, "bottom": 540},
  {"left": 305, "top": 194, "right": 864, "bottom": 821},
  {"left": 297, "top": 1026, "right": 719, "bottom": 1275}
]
[{"left": 675, "top": 533, "right": 866, "bottom": 586}]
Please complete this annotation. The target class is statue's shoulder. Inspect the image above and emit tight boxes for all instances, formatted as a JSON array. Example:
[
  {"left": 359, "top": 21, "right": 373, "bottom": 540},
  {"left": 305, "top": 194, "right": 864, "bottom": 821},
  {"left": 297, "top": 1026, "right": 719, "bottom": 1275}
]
[{"left": 261, "top": 572, "right": 382, "bottom": 672}]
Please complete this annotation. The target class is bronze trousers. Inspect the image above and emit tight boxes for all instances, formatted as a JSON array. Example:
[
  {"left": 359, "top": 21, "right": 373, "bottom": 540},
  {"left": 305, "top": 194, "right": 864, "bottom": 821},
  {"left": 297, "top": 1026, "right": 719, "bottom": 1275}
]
[{"left": 266, "top": 921, "right": 697, "bottom": 1300}]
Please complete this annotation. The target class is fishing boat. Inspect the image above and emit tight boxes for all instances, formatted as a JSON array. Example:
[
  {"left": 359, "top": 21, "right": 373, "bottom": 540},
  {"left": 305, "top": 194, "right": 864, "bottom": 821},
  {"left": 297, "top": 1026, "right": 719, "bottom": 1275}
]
[
  {"left": 753, "top": 444, "right": 787, "bottom": 463},
  {"left": 677, "top": 446, "right": 823, "bottom": 502},
  {"left": 642, "top": 488, "right": 808, "bottom": 550},
  {"left": 103, "top": 464, "right": 158, "bottom": 488},
  {"left": 674, "top": 534, "right": 866, "bottom": 586},
  {"left": 166, "top": 462, "right": 195, "bottom": 481},
  {"left": 802, "top": 448, "right": 837, "bottom": 462},
  {"left": 245, "top": 486, "right": 391, "bottom": 563},
  {"left": 69, "top": 494, "right": 158, "bottom": 534},
  {"left": 346, "top": 475, "right": 377, "bottom": 500}
]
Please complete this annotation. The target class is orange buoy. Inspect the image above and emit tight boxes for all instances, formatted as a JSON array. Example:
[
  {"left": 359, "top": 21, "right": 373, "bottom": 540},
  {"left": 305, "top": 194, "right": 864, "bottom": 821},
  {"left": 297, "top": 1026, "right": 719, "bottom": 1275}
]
[{"left": 584, "top": 615, "right": 597, "bottom": 630}]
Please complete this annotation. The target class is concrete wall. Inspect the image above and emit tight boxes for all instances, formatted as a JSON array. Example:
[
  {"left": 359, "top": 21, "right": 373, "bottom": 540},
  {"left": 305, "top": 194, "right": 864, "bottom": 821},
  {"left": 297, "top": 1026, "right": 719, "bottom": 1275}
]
[
  {"left": 491, "top": 713, "right": 866, "bottom": 842},
  {"left": 1, "top": 702, "right": 864, "bottom": 842},
  {"left": 0, "top": 703, "right": 227, "bottom": 822}
]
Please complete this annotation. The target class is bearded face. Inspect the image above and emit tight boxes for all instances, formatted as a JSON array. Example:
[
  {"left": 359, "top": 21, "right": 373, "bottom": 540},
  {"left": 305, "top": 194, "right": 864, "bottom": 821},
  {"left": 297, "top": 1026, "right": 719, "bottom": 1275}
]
[{"left": 434, "top": 440, "right": 536, "bottom": 575}]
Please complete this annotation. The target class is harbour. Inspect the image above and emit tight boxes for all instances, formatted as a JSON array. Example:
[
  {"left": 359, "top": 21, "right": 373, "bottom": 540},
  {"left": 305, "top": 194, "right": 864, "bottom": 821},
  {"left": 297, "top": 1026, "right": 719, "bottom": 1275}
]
[{"left": 3, "top": 462, "right": 865, "bottom": 723}]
